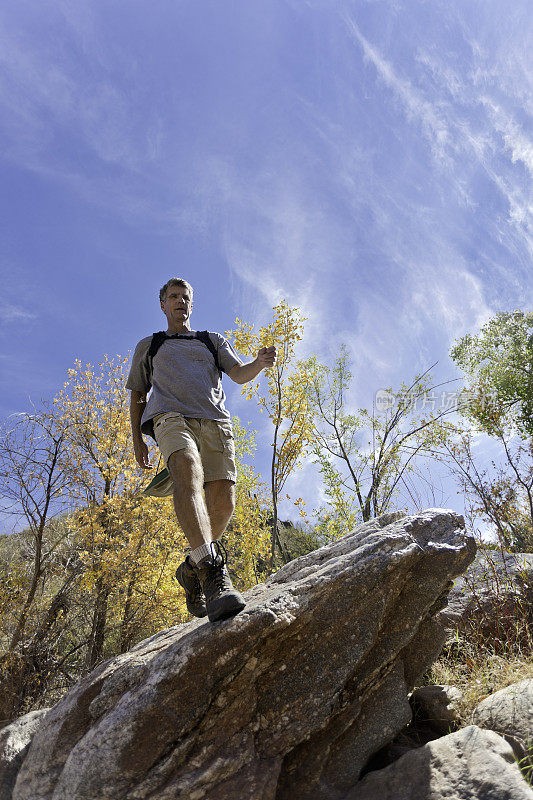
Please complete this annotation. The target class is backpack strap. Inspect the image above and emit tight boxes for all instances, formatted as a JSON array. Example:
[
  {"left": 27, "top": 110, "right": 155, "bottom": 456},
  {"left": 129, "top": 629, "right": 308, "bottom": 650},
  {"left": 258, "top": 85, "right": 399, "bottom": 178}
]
[
  {"left": 147, "top": 331, "right": 168, "bottom": 378},
  {"left": 146, "top": 330, "right": 222, "bottom": 378},
  {"left": 196, "top": 330, "right": 222, "bottom": 373}
]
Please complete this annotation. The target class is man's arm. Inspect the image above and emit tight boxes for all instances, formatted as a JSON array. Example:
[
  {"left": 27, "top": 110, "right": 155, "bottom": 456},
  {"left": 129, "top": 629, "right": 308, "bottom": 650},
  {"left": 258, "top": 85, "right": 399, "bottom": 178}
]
[
  {"left": 130, "top": 390, "right": 152, "bottom": 469},
  {"left": 228, "top": 346, "right": 277, "bottom": 385}
]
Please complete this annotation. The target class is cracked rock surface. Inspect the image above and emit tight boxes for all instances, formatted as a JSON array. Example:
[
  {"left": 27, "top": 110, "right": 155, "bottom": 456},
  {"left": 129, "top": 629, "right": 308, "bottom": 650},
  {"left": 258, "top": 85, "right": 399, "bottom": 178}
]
[{"left": 11, "top": 509, "right": 475, "bottom": 800}]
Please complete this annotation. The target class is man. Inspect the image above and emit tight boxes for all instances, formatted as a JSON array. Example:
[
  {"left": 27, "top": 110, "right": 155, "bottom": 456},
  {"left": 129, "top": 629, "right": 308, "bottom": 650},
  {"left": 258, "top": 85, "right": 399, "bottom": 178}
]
[{"left": 127, "top": 278, "right": 276, "bottom": 623}]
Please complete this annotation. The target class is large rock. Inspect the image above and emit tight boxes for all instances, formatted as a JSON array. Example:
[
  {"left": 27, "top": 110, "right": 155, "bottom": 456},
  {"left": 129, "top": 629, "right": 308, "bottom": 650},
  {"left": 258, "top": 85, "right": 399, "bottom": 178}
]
[
  {"left": 11, "top": 509, "right": 475, "bottom": 800},
  {"left": 350, "top": 725, "right": 533, "bottom": 799},
  {"left": 0, "top": 710, "right": 48, "bottom": 798},
  {"left": 473, "top": 679, "right": 533, "bottom": 763},
  {"left": 437, "top": 550, "right": 533, "bottom": 637},
  {"left": 410, "top": 684, "right": 463, "bottom": 735}
]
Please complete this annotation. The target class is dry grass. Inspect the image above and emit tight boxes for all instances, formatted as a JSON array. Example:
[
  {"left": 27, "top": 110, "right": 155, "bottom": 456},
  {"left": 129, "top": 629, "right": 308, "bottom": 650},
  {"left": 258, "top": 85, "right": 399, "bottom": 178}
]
[
  {"left": 428, "top": 636, "right": 533, "bottom": 787},
  {"left": 424, "top": 538, "right": 533, "bottom": 725},
  {"left": 428, "top": 639, "right": 533, "bottom": 724}
]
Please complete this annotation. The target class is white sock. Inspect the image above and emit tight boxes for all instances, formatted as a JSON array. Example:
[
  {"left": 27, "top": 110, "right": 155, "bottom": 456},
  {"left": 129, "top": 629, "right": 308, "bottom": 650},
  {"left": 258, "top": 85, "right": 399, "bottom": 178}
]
[{"left": 190, "top": 542, "right": 214, "bottom": 565}]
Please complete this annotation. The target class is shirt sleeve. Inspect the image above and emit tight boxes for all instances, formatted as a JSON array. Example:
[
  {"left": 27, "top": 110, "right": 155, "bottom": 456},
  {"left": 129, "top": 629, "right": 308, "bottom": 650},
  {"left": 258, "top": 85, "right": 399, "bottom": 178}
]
[
  {"left": 212, "top": 333, "right": 243, "bottom": 374},
  {"left": 126, "top": 337, "right": 152, "bottom": 393}
]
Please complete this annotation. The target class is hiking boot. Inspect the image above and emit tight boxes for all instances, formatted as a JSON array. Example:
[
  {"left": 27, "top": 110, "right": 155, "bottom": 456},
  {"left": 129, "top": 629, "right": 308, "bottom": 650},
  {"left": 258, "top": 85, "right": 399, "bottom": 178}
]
[
  {"left": 175, "top": 556, "right": 208, "bottom": 618},
  {"left": 196, "top": 541, "right": 246, "bottom": 623}
]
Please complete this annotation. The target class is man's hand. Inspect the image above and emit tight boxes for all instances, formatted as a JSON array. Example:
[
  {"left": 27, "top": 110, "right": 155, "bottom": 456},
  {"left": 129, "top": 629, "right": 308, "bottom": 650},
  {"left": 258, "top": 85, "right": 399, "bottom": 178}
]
[
  {"left": 133, "top": 437, "right": 153, "bottom": 470},
  {"left": 228, "top": 346, "right": 277, "bottom": 385},
  {"left": 256, "top": 346, "right": 277, "bottom": 369}
]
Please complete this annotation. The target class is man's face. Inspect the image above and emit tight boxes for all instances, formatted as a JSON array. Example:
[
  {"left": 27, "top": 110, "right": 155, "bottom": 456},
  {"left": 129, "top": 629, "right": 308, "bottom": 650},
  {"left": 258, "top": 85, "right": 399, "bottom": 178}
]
[{"left": 161, "top": 284, "right": 193, "bottom": 327}]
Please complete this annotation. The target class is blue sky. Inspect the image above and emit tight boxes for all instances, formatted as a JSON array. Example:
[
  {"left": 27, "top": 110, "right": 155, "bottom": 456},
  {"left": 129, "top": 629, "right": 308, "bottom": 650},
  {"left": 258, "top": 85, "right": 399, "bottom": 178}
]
[{"left": 1, "top": 0, "right": 531, "bottom": 525}]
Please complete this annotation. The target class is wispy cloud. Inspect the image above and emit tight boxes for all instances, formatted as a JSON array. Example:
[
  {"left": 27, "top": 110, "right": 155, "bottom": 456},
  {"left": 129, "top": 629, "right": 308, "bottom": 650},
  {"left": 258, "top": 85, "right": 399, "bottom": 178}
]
[
  {"left": 413, "top": 40, "right": 532, "bottom": 253},
  {"left": 0, "top": 5, "right": 165, "bottom": 225},
  {"left": 0, "top": 302, "right": 36, "bottom": 324},
  {"left": 341, "top": 13, "right": 532, "bottom": 262},
  {"left": 343, "top": 15, "right": 450, "bottom": 158}
]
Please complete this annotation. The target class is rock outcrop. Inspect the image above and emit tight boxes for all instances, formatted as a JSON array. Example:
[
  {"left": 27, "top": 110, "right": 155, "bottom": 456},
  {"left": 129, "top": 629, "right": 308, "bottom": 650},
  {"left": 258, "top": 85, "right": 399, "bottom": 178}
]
[
  {"left": 351, "top": 725, "right": 533, "bottom": 800},
  {"left": 10, "top": 509, "right": 475, "bottom": 800},
  {"left": 0, "top": 710, "right": 48, "bottom": 799},
  {"left": 473, "top": 678, "right": 533, "bottom": 764},
  {"left": 410, "top": 684, "right": 463, "bottom": 735},
  {"left": 436, "top": 550, "right": 533, "bottom": 638}
]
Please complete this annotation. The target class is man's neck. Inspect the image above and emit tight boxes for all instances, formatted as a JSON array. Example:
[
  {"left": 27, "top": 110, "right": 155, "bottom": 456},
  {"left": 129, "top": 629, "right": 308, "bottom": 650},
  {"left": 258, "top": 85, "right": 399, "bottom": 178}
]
[{"left": 166, "top": 325, "right": 195, "bottom": 335}]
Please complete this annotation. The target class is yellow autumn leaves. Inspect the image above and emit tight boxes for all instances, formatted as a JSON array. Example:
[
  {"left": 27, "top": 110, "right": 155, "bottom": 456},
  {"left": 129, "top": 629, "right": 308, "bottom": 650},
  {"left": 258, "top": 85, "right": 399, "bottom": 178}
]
[{"left": 229, "top": 301, "right": 319, "bottom": 565}]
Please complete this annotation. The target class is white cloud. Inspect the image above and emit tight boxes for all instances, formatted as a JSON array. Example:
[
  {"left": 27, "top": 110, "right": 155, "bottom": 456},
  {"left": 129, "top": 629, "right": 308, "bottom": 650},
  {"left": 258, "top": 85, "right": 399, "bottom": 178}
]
[
  {"left": 0, "top": 7, "right": 159, "bottom": 210},
  {"left": 0, "top": 302, "right": 36, "bottom": 324},
  {"left": 406, "top": 264, "right": 492, "bottom": 338},
  {"left": 342, "top": 15, "right": 450, "bottom": 158},
  {"left": 413, "top": 39, "right": 532, "bottom": 252},
  {"left": 483, "top": 104, "right": 533, "bottom": 178},
  {"left": 186, "top": 155, "right": 352, "bottom": 335}
]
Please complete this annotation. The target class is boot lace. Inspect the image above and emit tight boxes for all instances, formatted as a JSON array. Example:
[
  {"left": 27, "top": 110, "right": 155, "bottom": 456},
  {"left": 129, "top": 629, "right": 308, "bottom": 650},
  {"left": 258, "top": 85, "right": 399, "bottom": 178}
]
[{"left": 205, "top": 541, "right": 233, "bottom": 596}]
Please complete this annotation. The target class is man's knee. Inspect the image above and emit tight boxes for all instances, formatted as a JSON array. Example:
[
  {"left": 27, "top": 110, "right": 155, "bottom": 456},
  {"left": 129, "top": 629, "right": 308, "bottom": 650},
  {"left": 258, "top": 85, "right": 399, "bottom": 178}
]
[
  {"left": 168, "top": 448, "right": 203, "bottom": 488},
  {"left": 206, "top": 479, "right": 235, "bottom": 515},
  {"left": 221, "top": 482, "right": 236, "bottom": 516}
]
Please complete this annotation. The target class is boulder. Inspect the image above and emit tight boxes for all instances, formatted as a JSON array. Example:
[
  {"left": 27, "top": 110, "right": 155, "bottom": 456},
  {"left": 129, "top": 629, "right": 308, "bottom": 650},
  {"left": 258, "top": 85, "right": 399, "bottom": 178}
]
[
  {"left": 473, "top": 679, "right": 533, "bottom": 764},
  {"left": 11, "top": 509, "right": 475, "bottom": 800},
  {"left": 364, "top": 684, "right": 463, "bottom": 772},
  {"left": 350, "top": 725, "right": 533, "bottom": 800},
  {"left": 0, "top": 709, "right": 48, "bottom": 798},
  {"left": 436, "top": 550, "right": 533, "bottom": 638},
  {"left": 410, "top": 684, "right": 463, "bottom": 735}
]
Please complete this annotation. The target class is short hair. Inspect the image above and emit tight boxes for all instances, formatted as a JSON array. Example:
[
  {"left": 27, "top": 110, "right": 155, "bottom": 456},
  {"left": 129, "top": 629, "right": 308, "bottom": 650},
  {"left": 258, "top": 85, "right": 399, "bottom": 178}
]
[{"left": 159, "top": 278, "right": 194, "bottom": 303}]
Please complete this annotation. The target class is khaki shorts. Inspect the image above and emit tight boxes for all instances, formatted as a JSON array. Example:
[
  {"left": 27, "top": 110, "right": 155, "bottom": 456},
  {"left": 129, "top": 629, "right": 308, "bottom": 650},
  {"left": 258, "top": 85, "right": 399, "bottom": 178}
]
[{"left": 152, "top": 413, "right": 236, "bottom": 484}]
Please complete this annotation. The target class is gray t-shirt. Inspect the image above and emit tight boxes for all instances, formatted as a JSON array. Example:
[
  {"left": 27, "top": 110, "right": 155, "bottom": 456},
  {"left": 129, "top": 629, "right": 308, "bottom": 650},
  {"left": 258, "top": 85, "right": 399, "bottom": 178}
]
[{"left": 126, "top": 331, "right": 242, "bottom": 435}]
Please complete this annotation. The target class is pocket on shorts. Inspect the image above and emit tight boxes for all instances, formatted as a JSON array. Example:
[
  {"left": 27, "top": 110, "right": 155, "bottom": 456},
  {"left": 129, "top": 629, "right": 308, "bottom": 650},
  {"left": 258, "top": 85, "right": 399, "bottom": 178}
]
[
  {"left": 214, "top": 420, "right": 235, "bottom": 458},
  {"left": 153, "top": 412, "right": 182, "bottom": 432},
  {"left": 217, "top": 421, "right": 235, "bottom": 454}
]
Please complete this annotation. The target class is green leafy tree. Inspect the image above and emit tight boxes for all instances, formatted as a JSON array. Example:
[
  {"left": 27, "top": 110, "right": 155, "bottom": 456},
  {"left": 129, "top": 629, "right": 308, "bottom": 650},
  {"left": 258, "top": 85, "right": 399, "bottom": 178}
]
[
  {"left": 449, "top": 311, "right": 533, "bottom": 551},
  {"left": 451, "top": 310, "right": 533, "bottom": 438}
]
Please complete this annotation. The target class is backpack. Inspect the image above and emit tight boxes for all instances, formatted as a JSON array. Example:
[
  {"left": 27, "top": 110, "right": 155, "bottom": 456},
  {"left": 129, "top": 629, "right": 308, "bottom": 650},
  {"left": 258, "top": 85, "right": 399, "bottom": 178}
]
[{"left": 140, "top": 330, "right": 222, "bottom": 443}]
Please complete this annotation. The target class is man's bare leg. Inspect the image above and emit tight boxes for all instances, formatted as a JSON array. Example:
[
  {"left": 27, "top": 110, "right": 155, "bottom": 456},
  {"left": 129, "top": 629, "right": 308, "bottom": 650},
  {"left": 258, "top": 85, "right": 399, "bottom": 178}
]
[
  {"left": 170, "top": 454, "right": 245, "bottom": 623},
  {"left": 204, "top": 479, "right": 235, "bottom": 541},
  {"left": 167, "top": 449, "right": 212, "bottom": 550}
]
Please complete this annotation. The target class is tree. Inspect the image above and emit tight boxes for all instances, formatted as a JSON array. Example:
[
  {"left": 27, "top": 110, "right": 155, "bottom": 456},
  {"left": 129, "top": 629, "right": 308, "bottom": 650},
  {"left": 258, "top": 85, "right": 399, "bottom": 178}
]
[
  {"left": 448, "top": 311, "right": 533, "bottom": 551},
  {"left": 52, "top": 355, "right": 143, "bottom": 667},
  {"left": 0, "top": 408, "right": 82, "bottom": 720},
  {"left": 0, "top": 409, "right": 72, "bottom": 652},
  {"left": 443, "top": 430, "right": 533, "bottom": 551},
  {"left": 0, "top": 353, "right": 191, "bottom": 717},
  {"left": 451, "top": 310, "right": 533, "bottom": 438},
  {"left": 310, "top": 349, "right": 455, "bottom": 538},
  {"left": 223, "top": 417, "right": 271, "bottom": 583},
  {"left": 228, "top": 302, "right": 319, "bottom": 568},
  {"left": 0, "top": 353, "right": 277, "bottom": 718},
  {"left": 52, "top": 354, "right": 191, "bottom": 667}
]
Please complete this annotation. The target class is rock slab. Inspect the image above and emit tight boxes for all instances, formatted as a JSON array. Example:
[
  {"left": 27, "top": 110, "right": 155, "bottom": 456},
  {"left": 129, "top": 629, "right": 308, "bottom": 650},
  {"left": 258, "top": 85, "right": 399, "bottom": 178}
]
[
  {"left": 351, "top": 725, "right": 533, "bottom": 800},
  {"left": 0, "top": 709, "right": 48, "bottom": 799},
  {"left": 411, "top": 684, "right": 463, "bottom": 735},
  {"left": 437, "top": 550, "right": 533, "bottom": 637},
  {"left": 11, "top": 509, "right": 475, "bottom": 800},
  {"left": 473, "top": 678, "right": 533, "bottom": 762}
]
